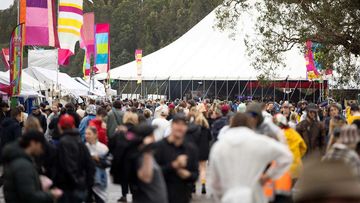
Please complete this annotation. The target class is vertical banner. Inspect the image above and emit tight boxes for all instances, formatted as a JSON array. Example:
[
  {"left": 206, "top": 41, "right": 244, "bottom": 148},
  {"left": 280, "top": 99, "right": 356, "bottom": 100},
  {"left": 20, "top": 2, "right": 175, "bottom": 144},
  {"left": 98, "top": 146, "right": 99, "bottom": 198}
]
[
  {"left": 81, "top": 12, "right": 95, "bottom": 77},
  {"left": 19, "top": 0, "right": 27, "bottom": 24},
  {"left": 135, "top": 49, "right": 142, "bottom": 84},
  {"left": 58, "top": 0, "right": 84, "bottom": 65},
  {"left": 305, "top": 41, "right": 319, "bottom": 81},
  {"left": 25, "top": 0, "right": 59, "bottom": 47},
  {"left": 9, "top": 24, "right": 25, "bottom": 96},
  {"left": 81, "top": 12, "right": 95, "bottom": 58},
  {"left": 1, "top": 48, "right": 10, "bottom": 70},
  {"left": 95, "top": 23, "right": 110, "bottom": 73}
]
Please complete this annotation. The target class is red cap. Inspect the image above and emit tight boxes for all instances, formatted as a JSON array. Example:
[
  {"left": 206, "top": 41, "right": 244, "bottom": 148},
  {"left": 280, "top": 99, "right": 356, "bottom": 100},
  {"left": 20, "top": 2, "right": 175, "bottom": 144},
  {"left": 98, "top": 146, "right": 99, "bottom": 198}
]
[
  {"left": 221, "top": 104, "right": 230, "bottom": 115},
  {"left": 59, "top": 114, "right": 75, "bottom": 129}
]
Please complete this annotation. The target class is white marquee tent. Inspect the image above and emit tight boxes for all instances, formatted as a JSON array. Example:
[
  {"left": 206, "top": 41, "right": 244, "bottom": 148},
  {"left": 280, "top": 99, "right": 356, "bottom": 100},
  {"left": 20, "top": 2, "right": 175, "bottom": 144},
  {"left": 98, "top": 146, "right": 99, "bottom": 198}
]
[{"left": 99, "top": 8, "right": 307, "bottom": 81}]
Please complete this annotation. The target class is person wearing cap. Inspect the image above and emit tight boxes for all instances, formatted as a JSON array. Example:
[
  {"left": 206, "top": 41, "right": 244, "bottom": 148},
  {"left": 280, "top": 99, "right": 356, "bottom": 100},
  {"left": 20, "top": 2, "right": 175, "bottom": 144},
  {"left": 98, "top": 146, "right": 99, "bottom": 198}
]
[
  {"left": 209, "top": 112, "right": 293, "bottom": 203},
  {"left": 153, "top": 113, "right": 199, "bottom": 203},
  {"left": 30, "top": 105, "right": 48, "bottom": 133},
  {"left": 152, "top": 108, "right": 171, "bottom": 141},
  {"left": 281, "top": 102, "right": 291, "bottom": 122},
  {"left": 107, "top": 100, "right": 124, "bottom": 139},
  {"left": 246, "top": 103, "right": 287, "bottom": 143},
  {"left": 296, "top": 103, "right": 326, "bottom": 156},
  {"left": 55, "top": 114, "right": 95, "bottom": 203},
  {"left": 2, "top": 131, "right": 63, "bottom": 203},
  {"left": 323, "top": 125, "right": 360, "bottom": 177},
  {"left": 347, "top": 104, "right": 360, "bottom": 125},
  {"left": 294, "top": 160, "right": 360, "bottom": 203},
  {"left": 79, "top": 104, "right": 97, "bottom": 142}
]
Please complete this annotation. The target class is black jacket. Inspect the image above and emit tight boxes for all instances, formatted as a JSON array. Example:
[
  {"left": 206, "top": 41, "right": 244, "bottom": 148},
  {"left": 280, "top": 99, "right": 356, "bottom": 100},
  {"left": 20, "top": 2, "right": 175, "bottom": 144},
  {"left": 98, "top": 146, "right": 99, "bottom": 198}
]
[
  {"left": 211, "top": 116, "right": 228, "bottom": 141},
  {"left": 31, "top": 113, "right": 47, "bottom": 133},
  {"left": 54, "top": 129, "right": 95, "bottom": 191},
  {"left": 154, "top": 138, "right": 199, "bottom": 203},
  {"left": 2, "top": 142, "right": 53, "bottom": 203},
  {"left": 0, "top": 118, "right": 22, "bottom": 157}
]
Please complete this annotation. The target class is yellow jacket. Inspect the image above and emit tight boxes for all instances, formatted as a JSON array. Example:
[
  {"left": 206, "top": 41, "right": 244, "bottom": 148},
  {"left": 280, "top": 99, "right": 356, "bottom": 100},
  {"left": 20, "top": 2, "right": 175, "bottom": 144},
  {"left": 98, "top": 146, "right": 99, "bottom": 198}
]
[
  {"left": 347, "top": 115, "right": 360, "bottom": 124},
  {"left": 283, "top": 128, "right": 307, "bottom": 178}
]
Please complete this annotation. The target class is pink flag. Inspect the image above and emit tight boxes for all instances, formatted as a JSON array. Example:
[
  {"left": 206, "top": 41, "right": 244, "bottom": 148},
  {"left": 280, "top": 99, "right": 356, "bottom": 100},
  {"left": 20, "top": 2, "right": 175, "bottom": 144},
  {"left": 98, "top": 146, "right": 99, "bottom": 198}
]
[
  {"left": 25, "top": 0, "right": 59, "bottom": 47},
  {"left": 95, "top": 23, "right": 110, "bottom": 73},
  {"left": 81, "top": 12, "right": 95, "bottom": 59},
  {"left": 1, "top": 48, "right": 10, "bottom": 70}
]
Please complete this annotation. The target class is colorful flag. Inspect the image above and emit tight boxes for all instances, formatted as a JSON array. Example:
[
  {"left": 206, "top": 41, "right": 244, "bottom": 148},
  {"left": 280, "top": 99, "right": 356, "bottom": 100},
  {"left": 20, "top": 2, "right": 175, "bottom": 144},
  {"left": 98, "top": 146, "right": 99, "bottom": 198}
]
[
  {"left": 305, "top": 41, "right": 320, "bottom": 80},
  {"left": 83, "top": 52, "right": 91, "bottom": 77},
  {"left": 25, "top": 0, "right": 59, "bottom": 47},
  {"left": 58, "top": 0, "right": 83, "bottom": 55},
  {"left": 135, "top": 49, "right": 142, "bottom": 84},
  {"left": 95, "top": 23, "right": 110, "bottom": 73},
  {"left": 9, "top": 24, "right": 25, "bottom": 96},
  {"left": 1, "top": 48, "right": 10, "bottom": 70},
  {"left": 81, "top": 12, "right": 95, "bottom": 59}
]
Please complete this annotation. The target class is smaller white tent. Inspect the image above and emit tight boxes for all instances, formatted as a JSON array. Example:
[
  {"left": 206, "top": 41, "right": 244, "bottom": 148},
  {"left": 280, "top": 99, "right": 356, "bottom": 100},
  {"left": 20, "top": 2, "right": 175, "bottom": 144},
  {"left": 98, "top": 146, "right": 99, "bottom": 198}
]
[
  {"left": 25, "top": 67, "right": 89, "bottom": 96},
  {"left": 75, "top": 77, "right": 117, "bottom": 96},
  {"left": 0, "top": 70, "right": 44, "bottom": 97}
]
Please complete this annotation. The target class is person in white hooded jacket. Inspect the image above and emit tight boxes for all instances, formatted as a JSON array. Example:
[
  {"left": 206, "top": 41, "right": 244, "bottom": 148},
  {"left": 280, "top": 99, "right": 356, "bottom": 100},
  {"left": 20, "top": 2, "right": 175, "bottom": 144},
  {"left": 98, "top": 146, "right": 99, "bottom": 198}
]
[{"left": 209, "top": 113, "right": 293, "bottom": 203}]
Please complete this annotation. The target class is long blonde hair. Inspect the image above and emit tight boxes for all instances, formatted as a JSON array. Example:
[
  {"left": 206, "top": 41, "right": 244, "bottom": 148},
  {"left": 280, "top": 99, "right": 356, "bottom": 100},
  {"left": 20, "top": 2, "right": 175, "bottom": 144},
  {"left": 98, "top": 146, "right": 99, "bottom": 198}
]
[
  {"left": 24, "top": 116, "right": 43, "bottom": 133},
  {"left": 194, "top": 112, "right": 209, "bottom": 129},
  {"left": 123, "top": 112, "right": 139, "bottom": 125}
]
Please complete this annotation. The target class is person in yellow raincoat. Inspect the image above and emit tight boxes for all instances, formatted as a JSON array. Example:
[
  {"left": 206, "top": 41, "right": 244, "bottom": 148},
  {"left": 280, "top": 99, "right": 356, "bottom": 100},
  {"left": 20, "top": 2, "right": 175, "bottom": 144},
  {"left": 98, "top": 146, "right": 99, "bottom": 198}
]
[
  {"left": 273, "top": 113, "right": 307, "bottom": 180},
  {"left": 263, "top": 114, "right": 307, "bottom": 203}
]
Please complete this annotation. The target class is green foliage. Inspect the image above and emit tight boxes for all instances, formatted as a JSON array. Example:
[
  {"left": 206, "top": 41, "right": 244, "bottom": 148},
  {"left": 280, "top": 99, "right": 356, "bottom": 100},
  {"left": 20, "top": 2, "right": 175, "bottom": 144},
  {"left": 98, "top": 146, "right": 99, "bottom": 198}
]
[
  {"left": 215, "top": 0, "right": 360, "bottom": 87},
  {"left": 0, "top": 0, "right": 221, "bottom": 75}
]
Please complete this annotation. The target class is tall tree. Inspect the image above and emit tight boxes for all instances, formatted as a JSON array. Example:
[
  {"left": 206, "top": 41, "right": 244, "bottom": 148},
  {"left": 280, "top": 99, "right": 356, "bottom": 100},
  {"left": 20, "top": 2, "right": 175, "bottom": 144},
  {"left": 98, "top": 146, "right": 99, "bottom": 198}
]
[{"left": 215, "top": 0, "right": 360, "bottom": 87}]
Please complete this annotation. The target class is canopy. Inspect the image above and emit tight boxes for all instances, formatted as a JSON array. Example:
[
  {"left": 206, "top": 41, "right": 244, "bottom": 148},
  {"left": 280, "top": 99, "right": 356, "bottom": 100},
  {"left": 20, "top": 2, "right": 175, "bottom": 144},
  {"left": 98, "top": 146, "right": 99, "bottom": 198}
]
[
  {"left": 100, "top": 8, "right": 307, "bottom": 81},
  {"left": 74, "top": 77, "right": 117, "bottom": 96},
  {"left": 25, "top": 67, "right": 89, "bottom": 96},
  {"left": 0, "top": 70, "right": 45, "bottom": 97}
]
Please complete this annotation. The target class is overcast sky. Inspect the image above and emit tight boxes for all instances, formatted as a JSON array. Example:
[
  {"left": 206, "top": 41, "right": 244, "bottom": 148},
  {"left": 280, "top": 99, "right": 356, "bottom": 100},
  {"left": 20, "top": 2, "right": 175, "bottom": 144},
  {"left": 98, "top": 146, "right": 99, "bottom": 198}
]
[{"left": 0, "top": 0, "right": 15, "bottom": 10}]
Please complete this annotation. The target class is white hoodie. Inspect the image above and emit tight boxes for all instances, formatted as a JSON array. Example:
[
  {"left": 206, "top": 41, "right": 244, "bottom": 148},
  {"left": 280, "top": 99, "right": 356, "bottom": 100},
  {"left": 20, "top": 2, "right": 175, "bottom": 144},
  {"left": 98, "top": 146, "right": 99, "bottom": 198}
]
[{"left": 209, "top": 127, "right": 293, "bottom": 203}]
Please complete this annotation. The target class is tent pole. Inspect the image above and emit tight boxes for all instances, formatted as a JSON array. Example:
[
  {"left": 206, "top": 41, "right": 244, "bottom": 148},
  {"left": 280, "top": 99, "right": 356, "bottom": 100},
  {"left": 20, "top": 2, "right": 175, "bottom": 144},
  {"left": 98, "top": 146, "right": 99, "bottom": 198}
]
[
  {"left": 191, "top": 79, "right": 194, "bottom": 98},
  {"left": 241, "top": 80, "right": 248, "bottom": 96},
  {"left": 290, "top": 80, "right": 300, "bottom": 101},
  {"left": 203, "top": 80, "right": 214, "bottom": 99},
  {"left": 238, "top": 78, "right": 241, "bottom": 99},
  {"left": 273, "top": 80, "right": 275, "bottom": 102},
  {"left": 215, "top": 80, "right": 217, "bottom": 99},
  {"left": 226, "top": 80, "right": 229, "bottom": 101},
  {"left": 203, "top": 79, "right": 205, "bottom": 100},
  {"left": 168, "top": 79, "right": 171, "bottom": 101},
  {"left": 228, "top": 80, "right": 238, "bottom": 101},
  {"left": 180, "top": 80, "right": 183, "bottom": 100}
]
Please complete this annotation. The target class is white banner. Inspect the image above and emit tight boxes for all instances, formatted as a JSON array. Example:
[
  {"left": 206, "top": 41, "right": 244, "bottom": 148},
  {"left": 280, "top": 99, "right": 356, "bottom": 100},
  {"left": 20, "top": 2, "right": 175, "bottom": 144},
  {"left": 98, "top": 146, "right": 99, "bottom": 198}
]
[{"left": 28, "top": 49, "right": 58, "bottom": 70}]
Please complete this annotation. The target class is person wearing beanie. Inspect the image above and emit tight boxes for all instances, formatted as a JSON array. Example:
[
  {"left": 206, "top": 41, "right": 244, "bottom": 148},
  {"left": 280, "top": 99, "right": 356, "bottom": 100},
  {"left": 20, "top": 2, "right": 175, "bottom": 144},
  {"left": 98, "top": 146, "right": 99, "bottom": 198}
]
[
  {"left": 246, "top": 103, "right": 286, "bottom": 143},
  {"left": 2, "top": 131, "right": 63, "bottom": 203},
  {"left": 55, "top": 114, "right": 95, "bottom": 203},
  {"left": 79, "top": 105, "right": 97, "bottom": 142},
  {"left": 323, "top": 125, "right": 360, "bottom": 177}
]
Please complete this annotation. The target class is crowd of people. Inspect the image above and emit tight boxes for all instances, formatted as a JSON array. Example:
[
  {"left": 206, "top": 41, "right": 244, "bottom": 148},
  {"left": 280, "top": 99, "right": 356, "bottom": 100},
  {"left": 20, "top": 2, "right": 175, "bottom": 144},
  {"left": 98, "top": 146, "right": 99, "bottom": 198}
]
[{"left": 0, "top": 97, "right": 360, "bottom": 203}]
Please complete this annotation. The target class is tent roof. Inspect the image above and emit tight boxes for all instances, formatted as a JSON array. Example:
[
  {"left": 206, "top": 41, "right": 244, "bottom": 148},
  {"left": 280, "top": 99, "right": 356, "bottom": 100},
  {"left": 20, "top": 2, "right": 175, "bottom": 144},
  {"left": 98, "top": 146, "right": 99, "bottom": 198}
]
[
  {"left": 101, "top": 9, "right": 307, "bottom": 81},
  {"left": 25, "top": 67, "right": 89, "bottom": 96}
]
